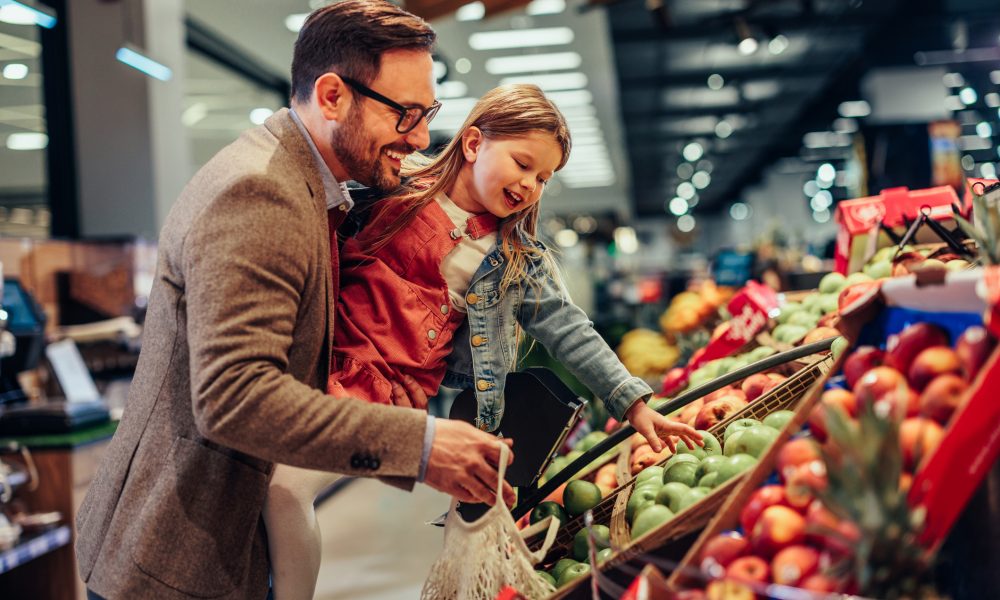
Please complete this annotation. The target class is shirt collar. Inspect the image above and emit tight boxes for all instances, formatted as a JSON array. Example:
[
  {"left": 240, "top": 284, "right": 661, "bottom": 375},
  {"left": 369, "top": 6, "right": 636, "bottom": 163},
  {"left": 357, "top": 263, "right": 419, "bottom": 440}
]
[{"left": 288, "top": 107, "right": 354, "bottom": 212}]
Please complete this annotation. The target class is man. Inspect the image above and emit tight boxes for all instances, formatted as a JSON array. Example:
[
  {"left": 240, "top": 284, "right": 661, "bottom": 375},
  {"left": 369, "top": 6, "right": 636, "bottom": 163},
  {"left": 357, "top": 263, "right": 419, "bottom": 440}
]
[{"left": 76, "top": 3, "right": 513, "bottom": 598}]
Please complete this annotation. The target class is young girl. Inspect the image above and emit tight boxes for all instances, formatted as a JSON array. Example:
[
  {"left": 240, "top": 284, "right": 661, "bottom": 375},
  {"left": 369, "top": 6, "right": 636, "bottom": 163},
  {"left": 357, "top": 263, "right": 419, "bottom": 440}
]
[{"left": 265, "top": 84, "right": 701, "bottom": 599}]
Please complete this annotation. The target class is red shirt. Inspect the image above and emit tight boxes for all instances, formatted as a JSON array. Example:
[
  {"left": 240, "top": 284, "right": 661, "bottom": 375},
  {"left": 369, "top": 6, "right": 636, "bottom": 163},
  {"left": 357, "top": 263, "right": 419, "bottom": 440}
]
[{"left": 328, "top": 200, "right": 498, "bottom": 403}]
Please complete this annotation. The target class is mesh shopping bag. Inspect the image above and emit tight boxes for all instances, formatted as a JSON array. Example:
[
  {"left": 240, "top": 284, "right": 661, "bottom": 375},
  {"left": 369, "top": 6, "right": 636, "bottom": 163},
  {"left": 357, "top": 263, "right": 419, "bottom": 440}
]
[{"left": 421, "top": 443, "right": 560, "bottom": 600}]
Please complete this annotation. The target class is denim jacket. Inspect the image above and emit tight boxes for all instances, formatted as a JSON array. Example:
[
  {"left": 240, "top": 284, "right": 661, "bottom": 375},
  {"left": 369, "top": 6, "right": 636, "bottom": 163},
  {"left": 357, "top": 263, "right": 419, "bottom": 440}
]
[{"left": 441, "top": 240, "right": 653, "bottom": 432}]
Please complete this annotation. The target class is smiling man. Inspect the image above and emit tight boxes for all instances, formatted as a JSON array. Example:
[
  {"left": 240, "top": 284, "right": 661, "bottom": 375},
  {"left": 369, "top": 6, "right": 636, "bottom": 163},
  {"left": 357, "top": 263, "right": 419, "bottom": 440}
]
[{"left": 75, "top": 2, "right": 512, "bottom": 599}]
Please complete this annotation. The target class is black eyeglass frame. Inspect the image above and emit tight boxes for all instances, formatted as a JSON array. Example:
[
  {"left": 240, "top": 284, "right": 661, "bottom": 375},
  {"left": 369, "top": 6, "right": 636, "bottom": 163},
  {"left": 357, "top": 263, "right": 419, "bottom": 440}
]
[{"left": 339, "top": 75, "right": 441, "bottom": 134}]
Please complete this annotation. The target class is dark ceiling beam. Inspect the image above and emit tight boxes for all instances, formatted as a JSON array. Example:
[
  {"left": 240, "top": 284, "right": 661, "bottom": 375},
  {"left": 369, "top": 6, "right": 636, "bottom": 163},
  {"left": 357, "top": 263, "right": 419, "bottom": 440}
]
[
  {"left": 610, "top": 14, "right": 891, "bottom": 44},
  {"left": 618, "top": 65, "right": 845, "bottom": 87},
  {"left": 616, "top": 95, "right": 810, "bottom": 119}
]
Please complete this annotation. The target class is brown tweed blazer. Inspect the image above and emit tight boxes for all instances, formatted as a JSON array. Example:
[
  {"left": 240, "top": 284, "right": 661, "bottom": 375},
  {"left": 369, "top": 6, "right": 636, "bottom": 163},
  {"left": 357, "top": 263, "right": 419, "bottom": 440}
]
[{"left": 75, "top": 109, "right": 428, "bottom": 599}]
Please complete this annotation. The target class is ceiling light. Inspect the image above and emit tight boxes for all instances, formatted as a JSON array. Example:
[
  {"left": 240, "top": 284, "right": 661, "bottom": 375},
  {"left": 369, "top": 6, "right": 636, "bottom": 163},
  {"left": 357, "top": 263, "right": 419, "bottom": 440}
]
[
  {"left": 555, "top": 228, "right": 578, "bottom": 248},
  {"left": 677, "top": 181, "right": 695, "bottom": 199},
  {"left": 692, "top": 171, "right": 711, "bottom": 189},
  {"left": 738, "top": 37, "right": 758, "bottom": 55},
  {"left": 6, "top": 132, "right": 47, "bottom": 150},
  {"left": 812, "top": 209, "right": 831, "bottom": 223},
  {"left": 696, "top": 159, "right": 714, "bottom": 173},
  {"left": 682, "top": 141, "right": 704, "bottom": 162},
  {"left": 547, "top": 89, "right": 593, "bottom": 108},
  {"left": 455, "top": 58, "right": 472, "bottom": 74},
  {"left": 573, "top": 215, "right": 596, "bottom": 234},
  {"left": 985, "top": 92, "right": 1000, "bottom": 108},
  {"left": 500, "top": 71, "right": 587, "bottom": 91},
  {"left": 838, "top": 100, "right": 871, "bottom": 118},
  {"left": 961, "top": 154, "right": 975, "bottom": 171},
  {"left": 944, "top": 95, "right": 965, "bottom": 111},
  {"left": 668, "top": 197, "right": 689, "bottom": 216},
  {"left": 803, "top": 180, "right": 819, "bottom": 197},
  {"left": 959, "top": 87, "right": 977, "bottom": 105},
  {"left": 456, "top": 1, "right": 485, "bottom": 21},
  {"left": 707, "top": 74, "right": 724, "bottom": 90},
  {"left": 677, "top": 215, "right": 696, "bottom": 233},
  {"left": 484, "top": 51, "right": 581, "bottom": 75},
  {"left": 676, "top": 162, "right": 694, "bottom": 179},
  {"left": 468, "top": 27, "right": 574, "bottom": 50},
  {"left": 433, "top": 60, "right": 448, "bottom": 81},
  {"left": 715, "top": 120, "right": 733, "bottom": 138},
  {"left": 832, "top": 118, "right": 858, "bottom": 133},
  {"left": 767, "top": 34, "right": 789, "bottom": 55},
  {"left": 614, "top": 226, "right": 639, "bottom": 254},
  {"left": 991, "top": 70, "right": 1000, "bottom": 85},
  {"left": 116, "top": 44, "right": 172, "bottom": 81},
  {"left": 977, "top": 122, "right": 993, "bottom": 138},
  {"left": 2, "top": 63, "right": 28, "bottom": 80},
  {"left": 285, "top": 13, "right": 307, "bottom": 32},
  {"left": 249, "top": 108, "right": 273, "bottom": 125},
  {"left": 817, "top": 163, "right": 836, "bottom": 183},
  {"left": 811, "top": 190, "right": 833, "bottom": 211},
  {"left": 981, "top": 163, "right": 997, "bottom": 179},
  {"left": 803, "top": 131, "right": 851, "bottom": 148},
  {"left": 436, "top": 80, "right": 468, "bottom": 99},
  {"left": 526, "top": 0, "right": 565, "bottom": 15},
  {"left": 730, "top": 202, "right": 750, "bottom": 221},
  {"left": 0, "top": 2, "right": 55, "bottom": 28},
  {"left": 182, "top": 103, "right": 208, "bottom": 127},
  {"left": 563, "top": 176, "right": 615, "bottom": 189},
  {"left": 943, "top": 72, "right": 965, "bottom": 88}
]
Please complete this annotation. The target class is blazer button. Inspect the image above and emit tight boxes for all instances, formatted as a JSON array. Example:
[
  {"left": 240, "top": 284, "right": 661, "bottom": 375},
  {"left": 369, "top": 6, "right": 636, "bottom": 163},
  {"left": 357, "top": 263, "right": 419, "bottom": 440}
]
[
  {"left": 350, "top": 455, "right": 362, "bottom": 468},
  {"left": 428, "top": 329, "right": 437, "bottom": 340},
  {"left": 370, "top": 457, "right": 380, "bottom": 470},
  {"left": 471, "top": 335, "right": 486, "bottom": 347},
  {"left": 440, "top": 304, "right": 449, "bottom": 315},
  {"left": 476, "top": 379, "right": 492, "bottom": 392},
  {"left": 466, "top": 293, "right": 479, "bottom": 305}
]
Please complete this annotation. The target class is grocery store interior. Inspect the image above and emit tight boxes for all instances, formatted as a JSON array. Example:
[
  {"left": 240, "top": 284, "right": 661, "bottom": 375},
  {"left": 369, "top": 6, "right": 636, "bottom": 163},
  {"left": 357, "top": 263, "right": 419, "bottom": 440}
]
[{"left": 1, "top": 0, "right": 999, "bottom": 598}]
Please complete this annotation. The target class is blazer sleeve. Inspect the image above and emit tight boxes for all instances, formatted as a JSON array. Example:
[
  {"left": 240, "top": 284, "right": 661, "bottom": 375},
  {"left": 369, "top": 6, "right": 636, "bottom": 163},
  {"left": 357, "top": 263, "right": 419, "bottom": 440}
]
[{"left": 182, "top": 175, "right": 426, "bottom": 480}]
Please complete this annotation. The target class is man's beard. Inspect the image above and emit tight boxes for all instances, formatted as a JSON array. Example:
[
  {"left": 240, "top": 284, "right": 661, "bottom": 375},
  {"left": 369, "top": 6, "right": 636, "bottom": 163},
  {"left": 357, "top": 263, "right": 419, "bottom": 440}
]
[{"left": 329, "top": 112, "right": 403, "bottom": 192}]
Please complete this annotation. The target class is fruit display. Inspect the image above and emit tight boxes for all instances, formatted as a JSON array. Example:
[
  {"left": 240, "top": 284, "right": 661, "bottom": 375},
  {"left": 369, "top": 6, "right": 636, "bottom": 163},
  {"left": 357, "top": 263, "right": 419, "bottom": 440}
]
[
  {"left": 658, "top": 280, "right": 732, "bottom": 336},
  {"left": 674, "top": 317, "right": 997, "bottom": 598},
  {"left": 615, "top": 328, "right": 680, "bottom": 379}
]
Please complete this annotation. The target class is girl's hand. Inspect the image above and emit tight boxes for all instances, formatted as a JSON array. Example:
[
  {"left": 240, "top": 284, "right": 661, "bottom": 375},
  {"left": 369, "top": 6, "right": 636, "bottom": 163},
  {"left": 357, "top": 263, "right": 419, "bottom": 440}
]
[{"left": 625, "top": 400, "right": 704, "bottom": 454}]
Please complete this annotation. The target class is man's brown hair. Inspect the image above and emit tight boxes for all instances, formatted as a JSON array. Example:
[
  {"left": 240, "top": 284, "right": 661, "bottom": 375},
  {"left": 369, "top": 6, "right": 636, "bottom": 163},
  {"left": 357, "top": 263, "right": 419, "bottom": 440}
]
[{"left": 291, "top": 0, "right": 436, "bottom": 103}]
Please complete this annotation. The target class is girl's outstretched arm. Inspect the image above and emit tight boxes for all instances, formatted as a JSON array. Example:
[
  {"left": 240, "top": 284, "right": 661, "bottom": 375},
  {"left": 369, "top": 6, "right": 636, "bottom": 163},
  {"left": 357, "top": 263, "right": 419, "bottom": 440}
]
[{"left": 625, "top": 399, "right": 704, "bottom": 453}]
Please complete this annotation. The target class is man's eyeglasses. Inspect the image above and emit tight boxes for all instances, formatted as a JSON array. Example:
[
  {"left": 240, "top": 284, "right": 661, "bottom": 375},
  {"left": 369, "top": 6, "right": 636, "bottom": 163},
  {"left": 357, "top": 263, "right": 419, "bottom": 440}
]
[{"left": 339, "top": 75, "right": 441, "bottom": 134}]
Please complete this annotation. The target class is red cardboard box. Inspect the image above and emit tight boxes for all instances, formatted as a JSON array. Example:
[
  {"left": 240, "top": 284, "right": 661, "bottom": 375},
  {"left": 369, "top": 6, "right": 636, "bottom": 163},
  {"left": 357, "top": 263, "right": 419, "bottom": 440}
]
[{"left": 834, "top": 185, "right": 964, "bottom": 275}]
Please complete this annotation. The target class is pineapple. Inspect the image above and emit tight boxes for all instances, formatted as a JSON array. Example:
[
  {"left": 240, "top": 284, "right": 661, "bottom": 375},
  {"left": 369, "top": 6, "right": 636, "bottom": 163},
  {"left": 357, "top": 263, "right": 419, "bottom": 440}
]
[
  {"left": 809, "top": 400, "right": 946, "bottom": 599},
  {"left": 955, "top": 180, "right": 1000, "bottom": 265}
]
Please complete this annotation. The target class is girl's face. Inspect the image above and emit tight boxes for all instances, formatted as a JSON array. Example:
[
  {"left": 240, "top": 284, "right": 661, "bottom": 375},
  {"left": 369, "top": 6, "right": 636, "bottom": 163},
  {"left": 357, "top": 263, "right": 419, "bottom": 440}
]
[{"left": 458, "top": 129, "right": 563, "bottom": 218}]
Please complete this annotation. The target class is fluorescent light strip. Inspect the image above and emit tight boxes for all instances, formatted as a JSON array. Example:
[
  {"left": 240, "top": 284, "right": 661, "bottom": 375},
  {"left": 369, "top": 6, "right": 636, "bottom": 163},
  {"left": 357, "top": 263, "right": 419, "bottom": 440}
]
[
  {"left": 556, "top": 103, "right": 596, "bottom": 119},
  {"left": 0, "top": 1, "right": 57, "bottom": 28},
  {"left": 500, "top": 71, "right": 587, "bottom": 91},
  {"left": 456, "top": 2, "right": 485, "bottom": 21},
  {"left": 547, "top": 89, "right": 593, "bottom": 108},
  {"left": 469, "top": 27, "right": 573, "bottom": 51},
  {"left": 6, "top": 131, "right": 47, "bottom": 150},
  {"left": 526, "top": 0, "right": 565, "bottom": 15},
  {"left": 485, "top": 51, "right": 581, "bottom": 75},
  {"left": 563, "top": 178, "right": 615, "bottom": 189},
  {"left": 116, "top": 44, "right": 172, "bottom": 81},
  {"left": 436, "top": 80, "right": 468, "bottom": 99}
]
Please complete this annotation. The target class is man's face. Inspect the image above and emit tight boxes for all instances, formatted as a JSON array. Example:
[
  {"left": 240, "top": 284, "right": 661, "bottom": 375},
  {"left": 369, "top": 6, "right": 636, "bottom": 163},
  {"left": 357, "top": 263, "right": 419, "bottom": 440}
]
[{"left": 330, "top": 49, "right": 435, "bottom": 191}]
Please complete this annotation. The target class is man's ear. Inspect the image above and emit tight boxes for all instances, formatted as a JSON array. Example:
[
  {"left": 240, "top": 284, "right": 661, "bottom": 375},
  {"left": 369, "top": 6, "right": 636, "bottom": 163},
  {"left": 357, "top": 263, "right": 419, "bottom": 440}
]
[
  {"left": 314, "top": 73, "right": 352, "bottom": 122},
  {"left": 462, "top": 127, "right": 484, "bottom": 162}
]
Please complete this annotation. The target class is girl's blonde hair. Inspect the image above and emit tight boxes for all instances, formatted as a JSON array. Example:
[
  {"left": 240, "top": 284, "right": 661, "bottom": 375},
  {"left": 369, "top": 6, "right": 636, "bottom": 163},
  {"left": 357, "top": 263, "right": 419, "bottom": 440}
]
[{"left": 364, "top": 83, "right": 571, "bottom": 297}]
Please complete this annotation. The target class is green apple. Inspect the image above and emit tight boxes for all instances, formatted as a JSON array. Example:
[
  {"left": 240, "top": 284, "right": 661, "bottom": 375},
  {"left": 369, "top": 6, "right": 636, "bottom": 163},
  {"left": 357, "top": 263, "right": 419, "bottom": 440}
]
[
  {"left": 716, "top": 453, "right": 758, "bottom": 484},
  {"left": 675, "top": 430, "right": 722, "bottom": 460},
  {"left": 550, "top": 558, "right": 578, "bottom": 581},
  {"left": 630, "top": 504, "right": 674, "bottom": 540},
  {"left": 724, "top": 418, "right": 760, "bottom": 442},
  {"left": 573, "top": 524, "right": 610, "bottom": 561},
  {"left": 675, "top": 486, "right": 711, "bottom": 512},
  {"left": 864, "top": 260, "right": 892, "bottom": 279},
  {"left": 663, "top": 453, "right": 700, "bottom": 471},
  {"left": 697, "top": 454, "right": 727, "bottom": 478},
  {"left": 818, "top": 293, "right": 839, "bottom": 315},
  {"left": 655, "top": 481, "right": 691, "bottom": 512},
  {"left": 531, "top": 501, "right": 568, "bottom": 527},
  {"left": 773, "top": 324, "right": 809, "bottom": 344},
  {"left": 626, "top": 486, "right": 659, "bottom": 522},
  {"left": 597, "top": 548, "right": 614, "bottom": 563},
  {"left": 818, "top": 272, "right": 847, "bottom": 295},
  {"left": 831, "top": 336, "right": 850, "bottom": 360},
  {"left": 536, "top": 570, "right": 557, "bottom": 587},
  {"left": 635, "top": 465, "right": 665, "bottom": 486},
  {"left": 557, "top": 562, "right": 591, "bottom": 587},
  {"left": 698, "top": 471, "right": 719, "bottom": 488},
  {"left": 542, "top": 456, "right": 569, "bottom": 483},
  {"left": 946, "top": 259, "right": 969, "bottom": 272},
  {"left": 662, "top": 459, "right": 700, "bottom": 487},
  {"left": 845, "top": 271, "right": 873, "bottom": 286},
  {"left": 748, "top": 346, "right": 778, "bottom": 362},
  {"left": 762, "top": 410, "right": 796, "bottom": 431},
  {"left": 776, "top": 303, "right": 803, "bottom": 324},
  {"left": 575, "top": 431, "right": 608, "bottom": 453},
  {"left": 724, "top": 425, "right": 780, "bottom": 458},
  {"left": 788, "top": 310, "right": 819, "bottom": 327}
]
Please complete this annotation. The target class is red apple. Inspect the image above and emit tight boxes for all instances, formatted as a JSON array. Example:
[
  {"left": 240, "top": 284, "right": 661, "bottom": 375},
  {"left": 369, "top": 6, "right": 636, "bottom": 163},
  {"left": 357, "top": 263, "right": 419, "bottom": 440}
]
[
  {"left": 919, "top": 374, "right": 968, "bottom": 425},
  {"left": 799, "top": 574, "right": 841, "bottom": 593},
  {"left": 678, "top": 398, "right": 705, "bottom": 427},
  {"left": 698, "top": 532, "right": 750, "bottom": 575},
  {"left": 822, "top": 388, "right": 857, "bottom": 417},
  {"left": 771, "top": 545, "right": 820, "bottom": 586},
  {"left": 908, "top": 346, "right": 962, "bottom": 391},
  {"left": 853, "top": 366, "right": 908, "bottom": 404},
  {"left": 750, "top": 505, "right": 806, "bottom": 558},
  {"left": 804, "top": 326, "right": 842, "bottom": 346},
  {"left": 884, "top": 323, "right": 950, "bottom": 375},
  {"left": 695, "top": 397, "right": 749, "bottom": 430},
  {"left": 955, "top": 325, "right": 996, "bottom": 381},
  {"left": 761, "top": 377, "right": 784, "bottom": 396},
  {"left": 807, "top": 403, "right": 831, "bottom": 443},
  {"left": 878, "top": 386, "right": 920, "bottom": 419},
  {"left": 776, "top": 438, "right": 821, "bottom": 483},
  {"left": 842, "top": 346, "right": 884, "bottom": 389},
  {"left": 740, "top": 485, "right": 789, "bottom": 534},
  {"left": 804, "top": 500, "right": 840, "bottom": 546},
  {"left": 705, "top": 386, "right": 747, "bottom": 403},
  {"left": 785, "top": 461, "right": 827, "bottom": 511},
  {"left": 740, "top": 374, "right": 772, "bottom": 403},
  {"left": 724, "top": 555, "right": 770, "bottom": 586},
  {"left": 899, "top": 417, "right": 945, "bottom": 471}
]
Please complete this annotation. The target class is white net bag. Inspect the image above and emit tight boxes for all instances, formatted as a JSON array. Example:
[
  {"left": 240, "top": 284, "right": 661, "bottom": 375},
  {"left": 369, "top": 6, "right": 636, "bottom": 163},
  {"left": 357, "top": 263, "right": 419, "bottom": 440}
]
[{"left": 421, "top": 443, "right": 560, "bottom": 600}]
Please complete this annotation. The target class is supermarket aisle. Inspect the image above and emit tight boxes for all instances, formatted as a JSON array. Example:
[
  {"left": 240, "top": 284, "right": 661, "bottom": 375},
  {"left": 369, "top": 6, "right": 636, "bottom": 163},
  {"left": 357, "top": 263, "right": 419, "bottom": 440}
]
[{"left": 313, "top": 477, "right": 451, "bottom": 599}]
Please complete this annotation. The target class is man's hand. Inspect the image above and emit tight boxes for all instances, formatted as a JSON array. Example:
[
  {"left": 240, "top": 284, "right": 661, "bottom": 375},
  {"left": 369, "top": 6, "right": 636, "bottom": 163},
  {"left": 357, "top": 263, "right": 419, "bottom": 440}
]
[
  {"left": 626, "top": 400, "right": 704, "bottom": 454},
  {"left": 390, "top": 374, "right": 428, "bottom": 410},
  {"left": 423, "top": 418, "right": 516, "bottom": 506}
]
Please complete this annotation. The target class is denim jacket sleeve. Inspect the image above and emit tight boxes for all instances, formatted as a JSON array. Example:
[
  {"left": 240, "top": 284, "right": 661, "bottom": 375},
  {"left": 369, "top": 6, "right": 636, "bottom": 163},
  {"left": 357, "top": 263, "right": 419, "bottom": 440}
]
[{"left": 517, "top": 260, "right": 653, "bottom": 421}]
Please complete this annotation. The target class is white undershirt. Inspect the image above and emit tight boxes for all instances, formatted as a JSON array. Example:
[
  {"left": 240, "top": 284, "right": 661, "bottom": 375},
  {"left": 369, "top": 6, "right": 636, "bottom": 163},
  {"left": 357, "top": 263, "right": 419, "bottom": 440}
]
[{"left": 436, "top": 193, "right": 497, "bottom": 312}]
